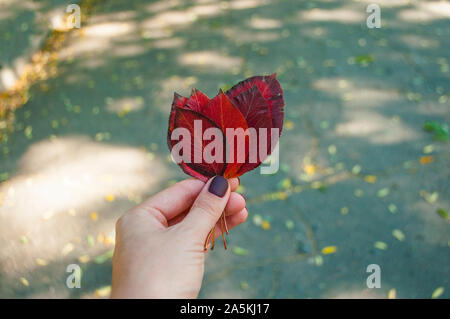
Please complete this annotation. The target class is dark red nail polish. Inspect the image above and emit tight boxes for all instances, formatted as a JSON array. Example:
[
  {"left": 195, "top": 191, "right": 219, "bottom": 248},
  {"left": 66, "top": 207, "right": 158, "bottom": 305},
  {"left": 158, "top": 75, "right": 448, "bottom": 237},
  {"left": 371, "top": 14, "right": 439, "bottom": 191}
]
[{"left": 208, "top": 176, "right": 228, "bottom": 197}]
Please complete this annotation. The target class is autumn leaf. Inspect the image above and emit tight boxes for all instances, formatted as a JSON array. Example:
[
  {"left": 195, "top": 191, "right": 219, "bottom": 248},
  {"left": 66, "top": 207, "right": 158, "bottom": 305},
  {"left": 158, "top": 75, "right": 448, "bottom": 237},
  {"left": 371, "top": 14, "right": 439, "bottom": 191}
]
[{"left": 167, "top": 74, "right": 284, "bottom": 182}]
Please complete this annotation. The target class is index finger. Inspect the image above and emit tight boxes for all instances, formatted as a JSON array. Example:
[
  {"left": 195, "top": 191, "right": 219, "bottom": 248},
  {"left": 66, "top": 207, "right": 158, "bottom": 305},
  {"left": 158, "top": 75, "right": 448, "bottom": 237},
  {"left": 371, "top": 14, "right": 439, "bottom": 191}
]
[{"left": 137, "top": 177, "right": 239, "bottom": 221}]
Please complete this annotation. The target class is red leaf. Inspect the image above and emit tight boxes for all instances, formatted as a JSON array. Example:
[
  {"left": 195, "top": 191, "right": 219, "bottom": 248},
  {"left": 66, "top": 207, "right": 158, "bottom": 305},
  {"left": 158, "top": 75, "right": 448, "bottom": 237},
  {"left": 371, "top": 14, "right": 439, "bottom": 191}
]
[
  {"left": 228, "top": 85, "right": 273, "bottom": 175},
  {"left": 202, "top": 91, "right": 249, "bottom": 178},
  {"left": 169, "top": 107, "right": 226, "bottom": 181},
  {"left": 167, "top": 74, "right": 285, "bottom": 181},
  {"left": 186, "top": 89, "right": 210, "bottom": 112},
  {"left": 226, "top": 73, "right": 284, "bottom": 132}
]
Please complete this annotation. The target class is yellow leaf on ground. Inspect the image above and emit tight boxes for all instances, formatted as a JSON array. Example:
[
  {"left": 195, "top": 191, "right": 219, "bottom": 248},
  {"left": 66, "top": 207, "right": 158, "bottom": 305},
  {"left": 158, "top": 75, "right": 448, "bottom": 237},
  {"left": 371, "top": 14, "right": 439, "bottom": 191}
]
[
  {"left": 303, "top": 164, "right": 316, "bottom": 175},
  {"left": 90, "top": 212, "right": 98, "bottom": 221},
  {"left": 95, "top": 286, "right": 111, "bottom": 298},
  {"left": 364, "top": 175, "right": 377, "bottom": 183},
  {"left": 321, "top": 246, "right": 338, "bottom": 254},
  {"left": 261, "top": 220, "right": 271, "bottom": 230},
  {"left": 388, "top": 288, "right": 396, "bottom": 299},
  {"left": 105, "top": 194, "right": 115, "bottom": 202},
  {"left": 62, "top": 243, "right": 75, "bottom": 256},
  {"left": 392, "top": 229, "right": 405, "bottom": 241},
  {"left": 419, "top": 156, "right": 434, "bottom": 165},
  {"left": 431, "top": 287, "right": 444, "bottom": 299},
  {"left": 78, "top": 255, "right": 90, "bottom": 264},
  {"left": 20, "top": 277, "right": 29, "bottom": 287},
  {"left": 284, "top": 120, "right": 294, "bottom": 130},
  {"left": 104, "top": 236, "right": 115, "bottom": 246},
  {"left": 35, "top": 258, "right": 48, "bottom": 266},
  {"left": 374, "top": 241, "right": 388, "bottom": 250}
]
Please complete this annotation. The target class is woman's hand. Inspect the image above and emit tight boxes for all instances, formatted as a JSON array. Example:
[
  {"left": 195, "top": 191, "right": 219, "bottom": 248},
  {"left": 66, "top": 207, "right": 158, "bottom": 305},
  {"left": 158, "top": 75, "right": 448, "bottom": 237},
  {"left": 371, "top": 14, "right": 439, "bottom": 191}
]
[{"left": 111, "top": 176, "right": 247, "bottom": 298}]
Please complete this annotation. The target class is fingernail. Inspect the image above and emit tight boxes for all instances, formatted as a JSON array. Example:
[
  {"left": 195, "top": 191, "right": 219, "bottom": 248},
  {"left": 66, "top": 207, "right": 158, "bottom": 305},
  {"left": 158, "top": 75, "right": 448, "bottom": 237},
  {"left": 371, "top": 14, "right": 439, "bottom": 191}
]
[{"left": 208, "top": 176, "right": 228, "bottom": 197}]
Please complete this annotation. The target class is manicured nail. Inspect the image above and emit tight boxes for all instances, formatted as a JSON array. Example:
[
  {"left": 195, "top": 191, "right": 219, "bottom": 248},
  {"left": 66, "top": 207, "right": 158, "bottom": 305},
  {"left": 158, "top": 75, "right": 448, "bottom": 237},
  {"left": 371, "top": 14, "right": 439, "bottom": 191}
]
[{"left": 208, "top": 176, "right": 228, "bottom": 197}]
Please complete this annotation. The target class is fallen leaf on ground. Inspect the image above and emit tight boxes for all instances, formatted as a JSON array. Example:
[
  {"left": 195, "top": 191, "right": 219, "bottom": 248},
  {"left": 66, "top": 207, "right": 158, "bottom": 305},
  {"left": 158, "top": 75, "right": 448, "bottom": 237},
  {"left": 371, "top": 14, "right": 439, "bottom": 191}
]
[
  {"left": 232, "top": 246, "right": 248, "bottom": 256},
  {"left": 374, "top": 241, "right": 388, "bottom": 250},
  {"left": 364, "top": 175, "right": 377, "bottom": 183},
  {"left": 95, "top": 286, "right": 111, "bottom": 298},
  {"left": 436, "top": 208, "right": 448, "bottom": 219},
  {"left": 388, "top": 288, "right": 396, "bottom": 299},
  {"left": 321, "top": 246, "right": 338, "bottom": 254},
  {"left": 377, "top": 188, "right": 389, "bottom": 198},
  {"left": 78, "top": 255, "right": 90, "bottom": 263},
  {"left": 431, "top": 287, "right": 444, "bottom": 299},
  {"left": 61, "top": 243, "right": 75, "bottom": 256},
  {"left": 20, "top": 277, "right": 29, "bottom": 287},
  {"left": 35, "top": 258, "right": 48, "bottom": 266},
  {"left": 392, "top": 229, "right": 405, "bottom": 241},
  {"left": 90, "top": 212, "right": 98, "bottom": 221},
  {"left": 261, "top": 220, "right": 271, "bottom": 230},
  {"left": 419, "top": 156, "right": 434, "bottom": 165}
]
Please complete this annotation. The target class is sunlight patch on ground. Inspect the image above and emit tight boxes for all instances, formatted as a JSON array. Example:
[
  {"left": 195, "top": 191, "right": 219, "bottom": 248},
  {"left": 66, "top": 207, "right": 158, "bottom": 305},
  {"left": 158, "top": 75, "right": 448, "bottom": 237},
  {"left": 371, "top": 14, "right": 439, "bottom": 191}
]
[
  {"left": 228, "top": 0, "right": 266, "bottom": 10},
  {"left": 156, "top": 76, "right": 199, "bottom": 112},
  {"left": 398, "top": 2, "right": 450, "bottom": 22},
  {"left": 248, "top": 17, "right": 282, "bottom": 29},
  {"left": 0, "top": 136, "right": 168, "bottom": 277},
  {"left": 178, "top": 51, "right": 243, "bottom": 72},
  {"left": 58, "top": 21, "right": 144, "bottom": 61},
  {"left": 298, "top": 8, "right": 365, "bottom": 23},
  {"left": 335, "top": 111, "right": 421, "bottom": 145},
  {"left": 313, "top": 78, "right": 401, "bottom": 108},
  {"left": 152, "top": 37, "right": 186, "bottom": 49},
  {"left": 142, "top": 10, "right": 197, "bottom": 29},
  {"left": 0, "top": 135, "right": 167, "bottom": 233},
  {"left": 223, "top": 27, "right": 280, "bottom": 43},
  {"left": 360, "top": 0, "right": 410, "bottom": 7},
  {"left": 399, "top": 34, "right": 440, "bottom": 49},
  {"left": 146, "top": 0, "right": 183, "bottom": 14},
  {"left": 105, "top": 96, "right": 145, "bottom": 113},
  {"left": 322, "top": 287, "right": 385, "bottom": 299},
  {"left": 82, "top": 22, "right": 136, "bottom": 38}
]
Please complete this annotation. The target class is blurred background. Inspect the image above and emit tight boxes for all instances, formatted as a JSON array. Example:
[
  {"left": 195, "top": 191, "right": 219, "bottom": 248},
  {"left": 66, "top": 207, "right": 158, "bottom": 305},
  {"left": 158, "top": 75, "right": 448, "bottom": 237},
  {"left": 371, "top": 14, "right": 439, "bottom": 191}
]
[{"left": 0, "top": 0, "right": 448, "bottom": 298}]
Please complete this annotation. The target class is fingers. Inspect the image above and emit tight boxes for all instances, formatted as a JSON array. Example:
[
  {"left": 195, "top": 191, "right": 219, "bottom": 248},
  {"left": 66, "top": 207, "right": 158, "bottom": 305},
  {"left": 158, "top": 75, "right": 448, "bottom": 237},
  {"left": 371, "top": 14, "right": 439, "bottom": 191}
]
[
  {"left": 224, "top": 192, "right": 245, "bottom": 216},
  {"left": 229, "top": 177, "right": 240, "bottom": 192},
  {"left": 182, "top": 176, "right": 230, "bottom": 237},
  {"left": 136, "top": 179, "right": 205, "bottom": 222},
  {"left": 137, "top": 177, "right": 240, "bottom": 224},
  {"left": 167, "top": 191, "right": 246, "bottom": 226}
]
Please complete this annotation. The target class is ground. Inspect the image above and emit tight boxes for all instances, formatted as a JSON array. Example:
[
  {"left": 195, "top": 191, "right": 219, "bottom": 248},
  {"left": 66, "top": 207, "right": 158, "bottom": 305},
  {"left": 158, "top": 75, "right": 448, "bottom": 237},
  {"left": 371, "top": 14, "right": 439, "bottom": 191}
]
[{"left": 0, "top": 0, "right": 448, "bottom": 298}]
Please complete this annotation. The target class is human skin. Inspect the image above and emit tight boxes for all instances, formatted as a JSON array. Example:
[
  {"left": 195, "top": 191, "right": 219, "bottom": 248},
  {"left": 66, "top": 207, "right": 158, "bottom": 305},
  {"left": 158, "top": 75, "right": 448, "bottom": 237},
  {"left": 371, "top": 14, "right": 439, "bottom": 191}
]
[{"left": 111, "top": 176, "right": 247, "bottom": 298}]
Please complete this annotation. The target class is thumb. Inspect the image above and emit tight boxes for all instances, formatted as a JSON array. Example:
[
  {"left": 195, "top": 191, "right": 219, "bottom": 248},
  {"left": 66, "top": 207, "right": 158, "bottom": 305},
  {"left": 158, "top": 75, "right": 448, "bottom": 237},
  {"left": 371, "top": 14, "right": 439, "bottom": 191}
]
[{"left": 182, "top": 176, "right": 230, "bottom": 237}]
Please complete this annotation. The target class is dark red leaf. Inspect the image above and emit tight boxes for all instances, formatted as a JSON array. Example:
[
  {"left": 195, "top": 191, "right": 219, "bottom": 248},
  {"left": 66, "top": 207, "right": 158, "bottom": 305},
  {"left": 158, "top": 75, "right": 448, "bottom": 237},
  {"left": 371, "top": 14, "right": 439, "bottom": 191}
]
[
  {"left": 201, "top": 91, "right": 249, "bottom": 178},
  {"left": 167, "top": 74, "right": 285, "bottom": 181},
  {"left": 228, "top": 85, "right": 273, "bottom": 175},
  {"left": 226, "top": 73, "right": 284, "bottom": 132},
  {"left": 169, "top": 107, "right": 226, "bottom": 182}
]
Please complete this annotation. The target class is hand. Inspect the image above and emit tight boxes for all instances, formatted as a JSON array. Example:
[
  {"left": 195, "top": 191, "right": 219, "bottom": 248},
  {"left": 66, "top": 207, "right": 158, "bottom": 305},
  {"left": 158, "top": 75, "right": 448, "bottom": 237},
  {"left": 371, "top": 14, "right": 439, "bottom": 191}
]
[{"left": 111, "top": 176, "right": 247, "bottom": 298}]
